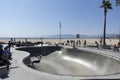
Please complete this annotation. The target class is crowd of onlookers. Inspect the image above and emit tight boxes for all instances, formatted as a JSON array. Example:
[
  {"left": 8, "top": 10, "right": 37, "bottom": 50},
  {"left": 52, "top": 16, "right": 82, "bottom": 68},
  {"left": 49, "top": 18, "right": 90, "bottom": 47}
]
[
  {"left": 110, "top": 42, "right": 120, "bottom": 51},
  {"left": 0, "top": 42, "right": 12, "bottom": 70},
  {"left": 66, "top": 40, "right": 87, "bottom": 47},
  {"left": 65, "top": 39, "right": 120, "bottom": 52}
]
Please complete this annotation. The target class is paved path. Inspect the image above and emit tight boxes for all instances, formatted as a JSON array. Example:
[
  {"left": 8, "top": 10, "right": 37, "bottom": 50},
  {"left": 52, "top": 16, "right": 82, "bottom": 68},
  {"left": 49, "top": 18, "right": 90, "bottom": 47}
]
[
  {"left": 1, "top": 46, "right": 120, "bottom": 80},
  {"left": 0, "top": 48, "right": 78, "bottom": 80}
]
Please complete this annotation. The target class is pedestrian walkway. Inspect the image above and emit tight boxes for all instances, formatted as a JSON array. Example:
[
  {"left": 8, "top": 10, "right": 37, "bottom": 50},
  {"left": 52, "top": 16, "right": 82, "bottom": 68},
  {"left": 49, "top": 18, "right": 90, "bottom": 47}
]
[
  {"left": 1, "top": 46, "right": 120, "bottom": 80},
  {"left": 0, "top": 47, "right": 77, "bottom": 80}
]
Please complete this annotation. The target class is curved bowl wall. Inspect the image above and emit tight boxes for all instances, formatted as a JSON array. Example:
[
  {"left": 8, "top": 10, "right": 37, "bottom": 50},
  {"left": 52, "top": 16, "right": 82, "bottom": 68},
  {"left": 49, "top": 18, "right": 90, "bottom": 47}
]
[{"left": 17, "top": 46, "right": 120, "bottom": 76}]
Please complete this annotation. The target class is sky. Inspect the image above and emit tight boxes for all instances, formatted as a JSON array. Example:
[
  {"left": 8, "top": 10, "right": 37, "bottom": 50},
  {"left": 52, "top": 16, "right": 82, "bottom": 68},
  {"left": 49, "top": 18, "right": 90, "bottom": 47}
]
[{"left": 0, "top": 0, "right": 120, "bottom": 37}]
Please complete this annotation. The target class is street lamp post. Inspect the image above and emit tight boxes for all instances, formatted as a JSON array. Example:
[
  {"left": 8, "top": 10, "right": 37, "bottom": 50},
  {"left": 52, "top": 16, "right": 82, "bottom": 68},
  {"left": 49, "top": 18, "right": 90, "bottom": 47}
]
[
  {"left": 59, "top": 21, "right": 61, "bottom": 44},
  {"left": 119, "top": 28, "right": 120, "bottom": 42}
]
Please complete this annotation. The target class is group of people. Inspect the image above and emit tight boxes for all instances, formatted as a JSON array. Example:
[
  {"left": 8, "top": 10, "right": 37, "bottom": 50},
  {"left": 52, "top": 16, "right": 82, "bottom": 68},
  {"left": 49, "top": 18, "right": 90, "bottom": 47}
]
[
  {"left": 95, "top": 40, "right": 120, "bottom": 51},
  {"left": 66, "top": 39, "right": 120, "bottom": 52},
  {"left": 66, "top": 40, "right": 87, "bottom": 47},
  {"left": 111, "top": 42, "right": 120, "bottom": 51},
  {"left": 0, "top": 43, "right": 12, "bottom": 70}
]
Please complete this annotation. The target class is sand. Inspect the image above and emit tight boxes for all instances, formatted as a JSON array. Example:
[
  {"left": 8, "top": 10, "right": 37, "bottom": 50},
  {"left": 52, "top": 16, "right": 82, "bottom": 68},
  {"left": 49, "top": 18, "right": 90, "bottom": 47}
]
[{"left": 0, "top": 38, "right": 119, "bottom": 46}]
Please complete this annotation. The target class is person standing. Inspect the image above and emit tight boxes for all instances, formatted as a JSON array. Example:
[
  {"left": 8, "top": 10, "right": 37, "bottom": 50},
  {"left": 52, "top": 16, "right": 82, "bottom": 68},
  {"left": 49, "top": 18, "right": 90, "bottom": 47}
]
[
  {"left": 0, "top": 44, "right": 3, "bottom": 55},
  {"left": 8, "top": 41, "right": 11, "bottom": 52},
  {"left": 95, "top": 41, "right": 99, "bottom": 49},
  {"left": 79, "top": 40, "right": 81, "bottom": 47},
  {"left": 99, "top": 38, "right": 102, "bottom": 49},
  {"left": 84, "top": 40, "right": 86, "bottom": 47}
]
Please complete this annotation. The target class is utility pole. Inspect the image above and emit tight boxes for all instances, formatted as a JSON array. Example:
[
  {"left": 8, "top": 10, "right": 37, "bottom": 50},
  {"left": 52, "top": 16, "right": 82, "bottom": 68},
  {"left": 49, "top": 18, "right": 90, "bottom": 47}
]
[
  {"left": 119, "top": 28, "right": 120, "bottom": 42},
  {"left": 59, "top": 21, "right": 61, "bottom": 44}
]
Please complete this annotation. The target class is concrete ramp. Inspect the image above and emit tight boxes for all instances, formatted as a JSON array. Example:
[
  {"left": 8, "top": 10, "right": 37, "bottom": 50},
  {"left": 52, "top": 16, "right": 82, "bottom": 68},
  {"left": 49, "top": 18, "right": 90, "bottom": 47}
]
[{"left": 33, "top": 48, "right": 120, "bottom": 76}]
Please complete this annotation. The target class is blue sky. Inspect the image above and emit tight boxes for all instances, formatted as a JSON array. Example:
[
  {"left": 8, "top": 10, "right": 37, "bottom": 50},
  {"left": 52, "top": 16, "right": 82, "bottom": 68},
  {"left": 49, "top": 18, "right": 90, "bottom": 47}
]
[{"left": 0, "top": 0, "right": 119, "bottom": 37}]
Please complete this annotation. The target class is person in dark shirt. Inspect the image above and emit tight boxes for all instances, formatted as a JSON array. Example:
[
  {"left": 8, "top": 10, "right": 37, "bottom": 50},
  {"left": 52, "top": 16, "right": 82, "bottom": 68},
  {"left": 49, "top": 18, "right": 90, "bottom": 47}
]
[
  {"left": 0, "top": 44, "right": 11, "bottom": 69},
  {"left": 95, "top": 41, "right": 99, "bottom": 49},
  {"left": 8, "top": 41, "right": 11, "bottom": 52}
]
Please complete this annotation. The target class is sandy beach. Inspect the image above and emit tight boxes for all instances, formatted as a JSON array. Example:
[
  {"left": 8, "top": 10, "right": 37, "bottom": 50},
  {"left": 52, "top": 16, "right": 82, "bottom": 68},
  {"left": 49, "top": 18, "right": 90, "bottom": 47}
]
[{"left": 0, "top": 38, "right": 119, "bottom": 46}]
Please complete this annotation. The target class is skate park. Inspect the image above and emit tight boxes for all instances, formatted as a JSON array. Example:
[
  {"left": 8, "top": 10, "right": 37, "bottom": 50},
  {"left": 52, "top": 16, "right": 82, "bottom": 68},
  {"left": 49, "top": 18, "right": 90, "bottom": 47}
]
[{"left": 8, "top": 45, "right": 119, "bottom": 80}]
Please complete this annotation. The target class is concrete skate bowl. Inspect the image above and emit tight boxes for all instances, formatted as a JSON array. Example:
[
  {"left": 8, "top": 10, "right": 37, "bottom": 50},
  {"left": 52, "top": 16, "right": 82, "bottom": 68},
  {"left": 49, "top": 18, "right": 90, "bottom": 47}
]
[
  {"left": 17, "top": 46, "right": 120, "bottom": 77},
  {"left": 33, "top": 48, "right": 120, "bottom": 77},
  {"left": 16, "top": 46, "right": 61, "bottom": 57}
]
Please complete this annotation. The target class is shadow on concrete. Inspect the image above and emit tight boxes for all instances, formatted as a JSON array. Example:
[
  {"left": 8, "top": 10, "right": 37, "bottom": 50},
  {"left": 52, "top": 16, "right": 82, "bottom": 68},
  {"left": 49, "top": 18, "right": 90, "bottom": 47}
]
[
  {"left": 0, "top": 73, "right": 9, "bottom": 79},
  {"left": 16, "top": 46, "right": 61, "bottom": 57},
  {"left": 10, "top": 66, "right": 19, "bottom": 69}
]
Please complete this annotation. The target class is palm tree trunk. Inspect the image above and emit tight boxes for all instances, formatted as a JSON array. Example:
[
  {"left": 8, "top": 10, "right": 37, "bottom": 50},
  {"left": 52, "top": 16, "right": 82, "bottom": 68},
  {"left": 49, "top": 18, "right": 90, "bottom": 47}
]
[{"left": 103, "top": 7, "right": 107, "bottom": 46}]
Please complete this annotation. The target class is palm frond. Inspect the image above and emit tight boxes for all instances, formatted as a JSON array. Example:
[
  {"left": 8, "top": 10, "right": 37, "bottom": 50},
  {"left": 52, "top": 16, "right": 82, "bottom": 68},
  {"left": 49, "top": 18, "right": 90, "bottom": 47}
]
[
  {"left": 116, "top": 0, "right": 120, "bottom": 6},
  {"left": 100, "top": 0, "right": 112, "bottom": 9}
]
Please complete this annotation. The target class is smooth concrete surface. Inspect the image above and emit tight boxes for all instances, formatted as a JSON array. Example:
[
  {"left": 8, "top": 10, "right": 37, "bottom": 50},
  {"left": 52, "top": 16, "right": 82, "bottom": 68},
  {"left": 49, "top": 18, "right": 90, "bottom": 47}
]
[
  {"left": 0, "top": 47, "right": 79, "bottom": 80},
  {"left": 33, "top": 48, "right": 120, "bottom": 76},
  {"left": 1, "top": 46, "right": 120, "bottom": 80}
]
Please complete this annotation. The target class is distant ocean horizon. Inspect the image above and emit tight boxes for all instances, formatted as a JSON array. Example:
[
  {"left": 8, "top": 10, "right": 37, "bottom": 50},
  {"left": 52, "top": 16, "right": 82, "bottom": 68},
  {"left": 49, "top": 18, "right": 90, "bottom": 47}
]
[{"left": 0, "top": 33, "right": 118, "bottom": 39}]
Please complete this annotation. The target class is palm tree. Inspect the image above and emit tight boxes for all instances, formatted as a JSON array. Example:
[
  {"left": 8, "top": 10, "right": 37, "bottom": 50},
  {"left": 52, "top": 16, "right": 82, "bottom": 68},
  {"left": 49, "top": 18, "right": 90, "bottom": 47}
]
[
  {"left": 100, "top": 0, "right": 112, "bottom": 47},
  {"left": 116, "top": 0, "right": 120, "bottom": 42}
]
